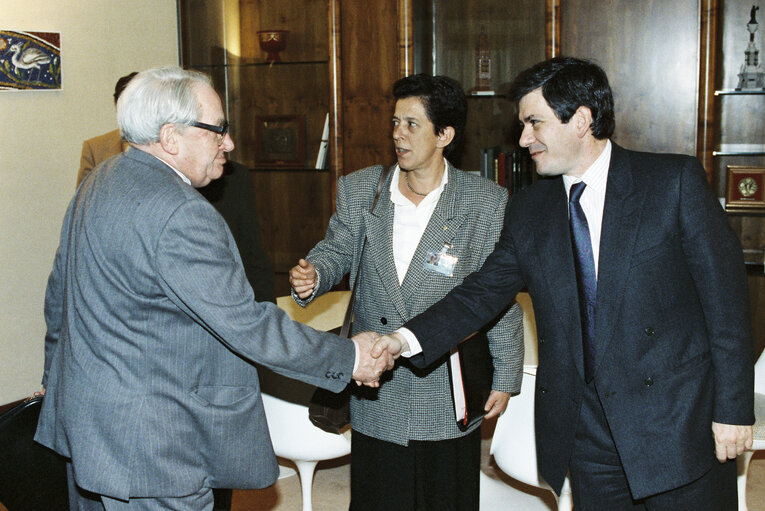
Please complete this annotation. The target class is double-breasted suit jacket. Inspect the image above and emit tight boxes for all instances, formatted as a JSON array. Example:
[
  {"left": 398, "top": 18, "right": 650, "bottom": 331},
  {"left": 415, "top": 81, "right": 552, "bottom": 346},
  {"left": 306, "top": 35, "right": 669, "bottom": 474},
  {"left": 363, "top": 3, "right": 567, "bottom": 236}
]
[
  {"left": 406, "top": 143, "right": 754, "bottom": 499},
  {"left": 36, "top": 148, "right": 355, "bottom": 500},
  {"left": 296, "top": 163, "right": 524, "bottom": 445}
]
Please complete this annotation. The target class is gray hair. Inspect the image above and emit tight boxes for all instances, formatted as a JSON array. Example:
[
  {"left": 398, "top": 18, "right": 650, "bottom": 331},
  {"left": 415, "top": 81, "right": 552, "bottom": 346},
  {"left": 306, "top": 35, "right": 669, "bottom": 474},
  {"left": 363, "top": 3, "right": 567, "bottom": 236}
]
[{"left": 117, "top": 66, "right": 213, "bottom": 145}]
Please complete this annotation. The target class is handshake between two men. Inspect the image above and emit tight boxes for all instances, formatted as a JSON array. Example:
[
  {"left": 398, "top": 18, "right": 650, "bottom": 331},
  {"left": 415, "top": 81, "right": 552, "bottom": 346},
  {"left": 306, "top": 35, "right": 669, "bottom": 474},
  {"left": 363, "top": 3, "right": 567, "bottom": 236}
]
[{"left": 349, "top": 332, "right": 410, "bottom": 387}]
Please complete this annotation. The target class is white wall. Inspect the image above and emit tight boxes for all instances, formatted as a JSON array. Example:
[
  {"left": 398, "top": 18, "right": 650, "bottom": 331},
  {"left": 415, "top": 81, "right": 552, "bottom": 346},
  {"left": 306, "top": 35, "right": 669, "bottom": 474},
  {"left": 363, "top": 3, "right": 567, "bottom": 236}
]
[{"left": 0, "top": 0, "right": 179, "bottom": 403}]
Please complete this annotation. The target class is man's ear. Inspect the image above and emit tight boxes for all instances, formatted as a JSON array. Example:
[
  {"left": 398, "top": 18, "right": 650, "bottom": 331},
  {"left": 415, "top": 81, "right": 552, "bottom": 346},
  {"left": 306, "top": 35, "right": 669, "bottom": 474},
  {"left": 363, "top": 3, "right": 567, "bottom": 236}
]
[
  {"left": 437, "top": 126, "right": 455, "bottom": 149},
  {"left": 574, "top": 106, "right": 593, "bottom": 138},
  {"left": 158, "top": 123, "right": 179, "bottom": 155}
]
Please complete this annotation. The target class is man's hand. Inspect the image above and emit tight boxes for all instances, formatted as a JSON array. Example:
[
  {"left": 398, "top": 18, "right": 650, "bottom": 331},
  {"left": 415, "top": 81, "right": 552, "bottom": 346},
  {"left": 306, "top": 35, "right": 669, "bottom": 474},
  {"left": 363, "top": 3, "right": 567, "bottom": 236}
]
[
  {"left": 712, "top": 422, "right": 753, "bottom": 462},
  {"left": 289, "top": 258, "right": 317, "bottom": 299},
  {"left": 352, "top": 331, "right": 394, "bottom": 387},
  {"left": 483, "top": 390, "right": 510, "bottom": 420},
  {"left": 371, "top": 332, "right": 409, "bottom": 360}
]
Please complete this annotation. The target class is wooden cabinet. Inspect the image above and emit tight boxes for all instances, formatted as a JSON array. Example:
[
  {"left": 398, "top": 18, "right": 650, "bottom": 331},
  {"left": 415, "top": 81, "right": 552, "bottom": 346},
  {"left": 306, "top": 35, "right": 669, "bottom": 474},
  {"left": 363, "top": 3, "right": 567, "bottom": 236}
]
[
  {"left": 698, "top": 0, "right": 765, "bottom": 353},
  {"left": 179, "top": 0, "right": 403, "bottom": 295}
]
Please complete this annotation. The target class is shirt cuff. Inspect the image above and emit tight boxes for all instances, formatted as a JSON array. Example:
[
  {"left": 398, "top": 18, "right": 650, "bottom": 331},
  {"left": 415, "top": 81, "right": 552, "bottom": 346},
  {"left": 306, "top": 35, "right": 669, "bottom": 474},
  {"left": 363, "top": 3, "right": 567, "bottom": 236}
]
[
  {"left": 351, "top": 337, "right": 360, "bottom": 374},
  {"left": 395, "top": 327, "right": 422, "bottom": 357}
]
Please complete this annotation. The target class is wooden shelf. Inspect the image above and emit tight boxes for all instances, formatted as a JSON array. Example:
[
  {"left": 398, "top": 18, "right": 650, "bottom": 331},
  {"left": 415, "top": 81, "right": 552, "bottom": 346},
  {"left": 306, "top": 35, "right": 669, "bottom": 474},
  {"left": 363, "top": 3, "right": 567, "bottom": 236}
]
[
  {"left": 713, "top": 144, "right": 765, "bottom": 156},
  {"left": 467, "top": 92, "right": 507, "bottom": 98},
  {"left": 715, "top": 89, "right": 765, "bottom": 95},
  {"left": 726, "top": 208, "right": 765, "bottom": 217},
  {"left": 190, "top": 59, "right": 330, "bottom": 69}
]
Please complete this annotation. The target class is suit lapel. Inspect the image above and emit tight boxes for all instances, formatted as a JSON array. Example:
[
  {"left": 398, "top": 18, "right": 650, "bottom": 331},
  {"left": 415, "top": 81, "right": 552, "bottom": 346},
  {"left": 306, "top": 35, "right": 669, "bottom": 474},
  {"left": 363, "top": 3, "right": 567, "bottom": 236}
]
[
  {"left": 362, "top": 168, "right": 411, "bottom": 321},
  {"left": 531, "top": 180, "right": 587, "bottom": 379},
  {"left": 591, "top": 144, "right": 641, "bottom": 377},
  {"left": 399, "top": 165, "right": 466, "bottom": 308}
]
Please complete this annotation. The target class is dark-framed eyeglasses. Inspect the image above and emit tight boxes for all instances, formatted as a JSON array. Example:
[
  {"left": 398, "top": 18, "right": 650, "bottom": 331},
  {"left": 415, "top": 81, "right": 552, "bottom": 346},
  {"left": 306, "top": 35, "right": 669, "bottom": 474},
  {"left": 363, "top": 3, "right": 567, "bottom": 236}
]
[{"left": 189, "top": 120, "right": 230, "bottom": 145}]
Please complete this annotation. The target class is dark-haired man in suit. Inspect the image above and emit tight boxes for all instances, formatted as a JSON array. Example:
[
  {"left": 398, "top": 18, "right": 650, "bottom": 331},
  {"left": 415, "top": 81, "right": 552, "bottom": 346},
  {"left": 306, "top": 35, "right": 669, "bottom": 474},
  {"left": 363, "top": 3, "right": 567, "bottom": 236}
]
[{"left": 374, "top": 57, "right": 754, "bottom": 510}]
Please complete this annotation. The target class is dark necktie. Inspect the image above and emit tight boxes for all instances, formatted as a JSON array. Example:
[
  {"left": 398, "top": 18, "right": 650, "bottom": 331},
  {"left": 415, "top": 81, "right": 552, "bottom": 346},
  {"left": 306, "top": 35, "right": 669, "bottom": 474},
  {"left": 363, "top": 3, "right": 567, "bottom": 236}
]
[{"left": 569, "top": 182, "right": 597, "bottom": 382}]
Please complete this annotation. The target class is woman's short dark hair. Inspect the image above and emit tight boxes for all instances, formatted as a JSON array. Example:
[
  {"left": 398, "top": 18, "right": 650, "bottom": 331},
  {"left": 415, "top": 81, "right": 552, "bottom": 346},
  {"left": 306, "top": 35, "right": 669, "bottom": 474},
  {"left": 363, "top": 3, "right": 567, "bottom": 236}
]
[
  {"left": 392, "top": 74, "right": 467, "bottom": 157},
  {"left": 508, "top": 57, "right": 615, "bottom": 139}
]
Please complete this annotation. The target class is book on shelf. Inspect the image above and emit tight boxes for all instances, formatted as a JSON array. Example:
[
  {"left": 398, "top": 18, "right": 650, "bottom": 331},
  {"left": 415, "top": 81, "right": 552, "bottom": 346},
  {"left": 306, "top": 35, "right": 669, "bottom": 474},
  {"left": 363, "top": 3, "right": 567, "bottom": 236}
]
[
  {"left": 487, "top": 149, "right": 535, "bottom": 195},
  {"left": 315, "top": 113, "right": 329, "bottom": 169},
  {"left": 479, "top": 146, "right": 501, "bottom": 182},
  {"left": 476, "top": 147, "right": 534, "bottom": 193}
]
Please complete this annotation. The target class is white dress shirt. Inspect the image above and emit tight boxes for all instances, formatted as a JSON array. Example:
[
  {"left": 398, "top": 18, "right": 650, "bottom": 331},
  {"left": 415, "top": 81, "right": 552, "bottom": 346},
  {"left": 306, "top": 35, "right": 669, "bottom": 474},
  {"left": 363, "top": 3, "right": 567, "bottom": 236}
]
[{"left": 389, "top": 161, "right": 449, "bottom": 283}]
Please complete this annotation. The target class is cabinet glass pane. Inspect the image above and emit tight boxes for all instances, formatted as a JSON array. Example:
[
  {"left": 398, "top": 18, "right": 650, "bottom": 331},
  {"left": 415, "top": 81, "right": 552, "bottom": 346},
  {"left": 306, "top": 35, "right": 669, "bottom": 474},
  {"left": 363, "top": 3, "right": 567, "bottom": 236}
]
[
  {"left": 412, "top": 0, "right": 546, "bottom": 172},
  {"left": 179, "top": 0, "right": 330, "bottom": 168}
]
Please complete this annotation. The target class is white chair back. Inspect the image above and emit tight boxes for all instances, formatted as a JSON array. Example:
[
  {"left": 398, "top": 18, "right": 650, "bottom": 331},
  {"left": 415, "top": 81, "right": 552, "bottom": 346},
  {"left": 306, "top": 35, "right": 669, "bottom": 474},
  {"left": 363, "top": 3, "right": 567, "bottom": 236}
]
[
  {"left": 261, "top": 393, "right": 351, "bottom": 462},
  {"left": 490, "top": 366, "right": 546, "bottom": 488},
  {"left": 754, "top": 349, "right": 765, "bottom": 395},
  {"left": 486, "top": 367, "right": 572, "bottom": 510}
]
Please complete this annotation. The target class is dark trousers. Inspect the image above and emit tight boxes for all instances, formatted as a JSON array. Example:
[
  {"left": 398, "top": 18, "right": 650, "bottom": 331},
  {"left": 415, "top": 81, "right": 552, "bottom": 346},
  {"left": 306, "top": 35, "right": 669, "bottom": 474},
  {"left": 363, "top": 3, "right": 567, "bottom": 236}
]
[
  {"left": 569, "top": 382, "right": 737, "bottom": 511},
  {"left": 350, "top": 428, "right": 482, "bottom": 511}
]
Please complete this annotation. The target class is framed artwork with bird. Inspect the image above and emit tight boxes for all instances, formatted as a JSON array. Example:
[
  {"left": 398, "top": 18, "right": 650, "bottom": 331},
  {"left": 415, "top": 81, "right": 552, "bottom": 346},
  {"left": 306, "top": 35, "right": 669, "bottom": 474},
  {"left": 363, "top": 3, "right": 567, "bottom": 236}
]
[{"left": 0, "top": 30, "right": 61, "bottom": 91}]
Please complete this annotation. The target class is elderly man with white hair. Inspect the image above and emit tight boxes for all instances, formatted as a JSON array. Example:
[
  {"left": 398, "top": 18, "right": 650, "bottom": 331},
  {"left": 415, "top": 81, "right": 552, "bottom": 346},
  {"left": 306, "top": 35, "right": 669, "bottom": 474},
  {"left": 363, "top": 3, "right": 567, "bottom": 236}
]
[{"left": 35, "top": 66, "right": 391, "bottom": 511}]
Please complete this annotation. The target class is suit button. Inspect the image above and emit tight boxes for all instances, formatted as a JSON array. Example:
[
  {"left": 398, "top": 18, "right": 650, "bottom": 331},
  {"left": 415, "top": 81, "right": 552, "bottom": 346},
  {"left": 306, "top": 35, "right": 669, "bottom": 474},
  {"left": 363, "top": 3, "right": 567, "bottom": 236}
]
[
  {"left": 644, "top": 377, "right": 653, "bottom": 387},
  {"left": 380, "top": 317, "right": 387, "bottom": 325},
  {"left": 540, "top": 387, "right": 548, "bottom": 394},
  {"left": 539, "top": 338, "right": 545, "bottom": 344},
  {"left": 644, "top": 327, "right": 655, "bottom": 336}
]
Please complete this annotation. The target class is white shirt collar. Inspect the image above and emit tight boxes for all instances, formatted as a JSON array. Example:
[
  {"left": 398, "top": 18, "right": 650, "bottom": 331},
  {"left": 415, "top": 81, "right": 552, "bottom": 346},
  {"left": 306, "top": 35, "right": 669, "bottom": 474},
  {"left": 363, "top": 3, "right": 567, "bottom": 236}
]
[
  {"left": 389, "top": 158, "right": 449, "bottom": 207},
  {"left": 150, "top": 154, "right": 192, "bottom": 186},
  {"left": 562, "top": 139, "right": 611, "bottom": 195}
]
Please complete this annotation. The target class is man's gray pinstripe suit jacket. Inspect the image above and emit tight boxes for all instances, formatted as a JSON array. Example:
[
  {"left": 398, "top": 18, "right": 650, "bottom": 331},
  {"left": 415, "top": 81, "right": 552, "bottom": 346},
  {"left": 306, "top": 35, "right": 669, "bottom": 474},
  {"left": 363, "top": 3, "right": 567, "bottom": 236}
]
[{"left": 36, "top": 148, "right": 356, "bottom": 500}]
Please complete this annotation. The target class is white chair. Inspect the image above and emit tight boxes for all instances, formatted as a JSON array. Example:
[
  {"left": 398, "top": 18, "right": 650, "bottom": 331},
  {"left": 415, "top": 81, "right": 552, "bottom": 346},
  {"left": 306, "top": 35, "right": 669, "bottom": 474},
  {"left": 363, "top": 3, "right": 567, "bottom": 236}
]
[
  {"left": 261, "top": 393, "right": 351, "bottom": 511},
  {"left": 486, "top": 367, "right": 573, "bottom": 511},
  {"left": 259, "top": 290, "right": 352, "bottom": 511},
  {"left": 480, "top": 293, "right": 572, "bottom": 510},
  {"left": 736, "top": 349, "right": 765, "bottom": 511}
]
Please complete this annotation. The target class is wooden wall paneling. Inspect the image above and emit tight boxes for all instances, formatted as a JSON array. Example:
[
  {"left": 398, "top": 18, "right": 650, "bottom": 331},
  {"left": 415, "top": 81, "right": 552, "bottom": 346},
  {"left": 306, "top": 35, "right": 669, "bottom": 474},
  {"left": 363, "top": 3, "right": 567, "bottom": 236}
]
[
  {"left": 560, "top": 0, "right": 700, "bottom": 156},
  {"left": 251, "top": 169, "right": 332, "bottom": 295},
  {"left": 339, "top": 0, "right": 400, "bottom": 176}
]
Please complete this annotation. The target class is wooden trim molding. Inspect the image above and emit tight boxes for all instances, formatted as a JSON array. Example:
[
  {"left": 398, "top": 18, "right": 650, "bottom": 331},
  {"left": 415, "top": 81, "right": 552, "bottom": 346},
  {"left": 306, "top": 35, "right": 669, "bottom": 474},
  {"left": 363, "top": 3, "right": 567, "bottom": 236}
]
[
  {"left": 696, "top": 0, "right": 718, "bottom": 183},
  {"left": 397, "top": 0, "right": 413, "bottom": 77},
  {"left": 546, "top": 0, "right": 561, "bottom": 58},
  {"left": 328, "top": 0, "right": 343, "bottom": 207}
]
